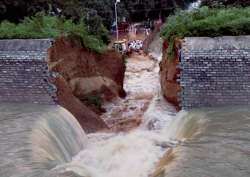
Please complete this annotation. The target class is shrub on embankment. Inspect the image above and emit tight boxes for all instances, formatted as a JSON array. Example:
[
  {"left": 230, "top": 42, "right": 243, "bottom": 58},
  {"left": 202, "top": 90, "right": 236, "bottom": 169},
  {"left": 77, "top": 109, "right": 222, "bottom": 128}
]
[
  {"left": 0, "top": 13, "right": 106, "bottom": 53},
  {"left": 160, "top": 6, "right": 250, "bottom": 60}
]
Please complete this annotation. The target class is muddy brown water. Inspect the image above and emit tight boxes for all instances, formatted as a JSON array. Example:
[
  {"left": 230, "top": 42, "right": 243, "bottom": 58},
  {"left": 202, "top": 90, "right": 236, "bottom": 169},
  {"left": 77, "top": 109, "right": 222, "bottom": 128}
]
[{"left": 159, "top": 107, "right": 250, "bottom": 177}]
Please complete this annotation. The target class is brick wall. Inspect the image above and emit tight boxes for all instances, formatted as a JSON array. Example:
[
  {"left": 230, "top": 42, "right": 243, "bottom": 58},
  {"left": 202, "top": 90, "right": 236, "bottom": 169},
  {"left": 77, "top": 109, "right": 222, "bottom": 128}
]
[
  {"left": 0, "top": 39, "right": 57, "bottom": 104},
  {"left": 180, "top": 36, "right": 250, "bottom": 109}
]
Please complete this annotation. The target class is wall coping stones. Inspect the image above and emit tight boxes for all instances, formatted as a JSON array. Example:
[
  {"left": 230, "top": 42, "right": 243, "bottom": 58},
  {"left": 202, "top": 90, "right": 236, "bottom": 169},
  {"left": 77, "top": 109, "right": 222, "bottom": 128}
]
[
  {"left": 0, "top": 39, "right": 52, "bottom": 51},
  {"left": 0, "top": 39, "right": 53, "bottom": 61},
  {"left": 183, "top": 36, "right": 250, "bottom": 50}
]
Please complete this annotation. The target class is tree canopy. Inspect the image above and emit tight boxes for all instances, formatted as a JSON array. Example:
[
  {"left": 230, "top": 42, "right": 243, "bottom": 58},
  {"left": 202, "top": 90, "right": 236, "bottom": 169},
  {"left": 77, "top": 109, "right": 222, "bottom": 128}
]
[
  {"left": 201, "top": 0, "right": 250, "bottom": 7},
  {"left": 0, "top": 0, "right": 195, "bottom": 43},
  {"left": 0, "top": 0, "right": 195, "bottom": 26}
]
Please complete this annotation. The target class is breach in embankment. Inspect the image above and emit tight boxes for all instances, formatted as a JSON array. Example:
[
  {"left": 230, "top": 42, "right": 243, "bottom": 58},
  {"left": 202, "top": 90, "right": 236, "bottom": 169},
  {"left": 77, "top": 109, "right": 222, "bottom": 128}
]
[
  {"left": 0, "top": 35, "right": 128, "bottom": 132},
  {"left": 47, "top": 36, "right": 126, "bottom": 132}
]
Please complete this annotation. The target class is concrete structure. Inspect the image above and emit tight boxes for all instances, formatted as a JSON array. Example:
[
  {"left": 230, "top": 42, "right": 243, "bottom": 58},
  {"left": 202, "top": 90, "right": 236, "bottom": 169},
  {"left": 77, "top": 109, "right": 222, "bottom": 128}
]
[
  {"left": 180, "top": 36, "right": 250, "bottom": 109},
  {"left": 0, "top": 39, "right": 57, "bottom": 104}
]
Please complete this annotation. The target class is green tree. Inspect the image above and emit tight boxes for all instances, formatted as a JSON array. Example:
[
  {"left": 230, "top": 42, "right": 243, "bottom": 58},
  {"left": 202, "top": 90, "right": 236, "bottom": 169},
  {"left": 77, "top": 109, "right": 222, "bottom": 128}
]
[{"left": 201, "top": 0, "right": 250, "bottom": 7}]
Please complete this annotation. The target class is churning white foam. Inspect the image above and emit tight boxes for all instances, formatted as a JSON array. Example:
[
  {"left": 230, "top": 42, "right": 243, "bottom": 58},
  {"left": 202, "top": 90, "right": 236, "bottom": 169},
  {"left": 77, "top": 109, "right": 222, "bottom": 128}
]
[
  {"left": 73, "top": 130, "right": 168, "bottom": 177},
  {"left": 70, "top": 96, "right": 198, "bottom": 177}
]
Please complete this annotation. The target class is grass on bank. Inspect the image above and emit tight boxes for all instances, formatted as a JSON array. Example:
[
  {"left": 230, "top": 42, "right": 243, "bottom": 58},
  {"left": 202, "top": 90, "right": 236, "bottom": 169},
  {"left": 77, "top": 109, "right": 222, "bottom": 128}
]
[
  {"left": 0, "top": 13, "right": 106, "bottom": 53},
  {"left": 160, "top": 6, "right": 250, "bottom": 60}
]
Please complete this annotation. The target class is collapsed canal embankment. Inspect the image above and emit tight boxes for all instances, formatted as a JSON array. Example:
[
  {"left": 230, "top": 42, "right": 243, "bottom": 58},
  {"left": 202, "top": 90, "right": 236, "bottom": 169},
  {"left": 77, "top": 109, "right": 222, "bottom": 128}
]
[
  {"left": 47, "top": 36, "right": 127, "bottom": 132},
  {"left": 0, "top": 36, "right": 127, "bottom": 133}
]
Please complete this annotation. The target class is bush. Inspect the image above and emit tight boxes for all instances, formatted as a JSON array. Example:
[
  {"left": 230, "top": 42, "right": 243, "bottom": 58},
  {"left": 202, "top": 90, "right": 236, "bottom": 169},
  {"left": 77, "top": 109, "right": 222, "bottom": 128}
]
[
  {"left": 82, "top": 95, "right": 102, "bottom": 109},
  {"left": 160, "top": 6, "right": 250, "bottom": 60},
  {"left": 0, "top": 13, "right": 106, "bottom": 53}
]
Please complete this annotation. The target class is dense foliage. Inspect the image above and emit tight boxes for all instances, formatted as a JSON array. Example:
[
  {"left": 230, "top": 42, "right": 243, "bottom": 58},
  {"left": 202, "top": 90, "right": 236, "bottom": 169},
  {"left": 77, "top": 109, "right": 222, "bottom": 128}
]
[
  {"left": 201, "top": 0, "right": 250, "bottom": 7},
  {"left": 121, "top": 0, "right": 196, "bottom": 21},
  {"left": 0, "top": 0, "right": 195, "bottom": 26},
  {"left": 0, "top": 14, "right": 105, "bottom": 53},
  {"left": 160, "top": 6, "right": 250, "bottom": 60},
  {"left": 0, "top": 0, "right": 195, "bottom": 45},
  {"left": 0, "top": 0, "right": 111, "bottom": 44}
]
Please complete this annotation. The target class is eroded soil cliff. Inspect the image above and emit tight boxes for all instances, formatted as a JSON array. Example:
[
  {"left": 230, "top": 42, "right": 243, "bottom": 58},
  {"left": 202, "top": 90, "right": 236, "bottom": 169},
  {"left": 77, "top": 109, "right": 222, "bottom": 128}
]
[
  {"left": 160, "top": 40, "right": 181, "bottom": 109},
  {"left": 47, "top": 36, "right": 126, "bottom": 132}
]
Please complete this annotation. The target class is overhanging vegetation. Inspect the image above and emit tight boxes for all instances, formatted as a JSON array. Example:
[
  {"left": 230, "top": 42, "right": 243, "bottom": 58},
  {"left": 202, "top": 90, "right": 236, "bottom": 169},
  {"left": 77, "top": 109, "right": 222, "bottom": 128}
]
[
  {"left": 160, "top": 6, "right": 250, "bottom": 60},
  {"left": 0, "top": 13, "right": 106, "bottom": 53}
]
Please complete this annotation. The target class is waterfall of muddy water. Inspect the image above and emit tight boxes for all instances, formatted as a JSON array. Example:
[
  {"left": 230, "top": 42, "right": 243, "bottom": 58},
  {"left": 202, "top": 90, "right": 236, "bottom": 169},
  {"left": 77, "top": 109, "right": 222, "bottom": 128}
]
[
  {"left": 71, "top": 36, "right": 193, "bottom": 177},
  {"left": 74, "top": 107, "right": 250, "bottom": 177},
  {"left": 72, "top": 33, "right": 250, "bottom": 177},
  {"left": 73, "top": 110, "right": 201, "bottom": 177},
  {"left": 0, "top": 103, "right": 87, "bottom": 177}
]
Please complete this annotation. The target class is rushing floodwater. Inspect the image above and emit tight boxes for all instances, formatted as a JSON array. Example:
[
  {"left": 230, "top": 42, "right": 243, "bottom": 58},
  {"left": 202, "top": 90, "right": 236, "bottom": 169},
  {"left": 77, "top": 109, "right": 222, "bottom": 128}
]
[
  {"left": 71, "top": 41, "right": 175, "bottom": 177},
  {"left": 69, "top": 35, "right": 250, "bottom": 177},
  {"left": 1, "top": 103, "right": 250, "bottom": 177},
  {"left": 161, "top": 107, "right": 250, "bottom": 177},
  {"left": 71, "top": 106, "right": 250, "bottom": 177}
]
